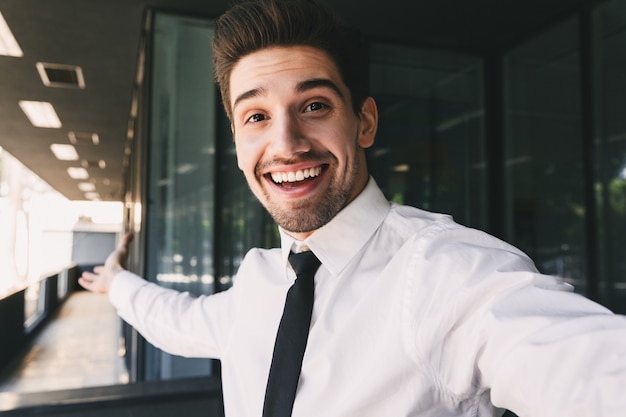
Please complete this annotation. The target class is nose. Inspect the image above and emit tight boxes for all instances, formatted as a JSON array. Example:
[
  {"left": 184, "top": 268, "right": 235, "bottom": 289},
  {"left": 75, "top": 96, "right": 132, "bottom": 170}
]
[{"left": 268, "top": 113, "right": 311, "bottom": 158}]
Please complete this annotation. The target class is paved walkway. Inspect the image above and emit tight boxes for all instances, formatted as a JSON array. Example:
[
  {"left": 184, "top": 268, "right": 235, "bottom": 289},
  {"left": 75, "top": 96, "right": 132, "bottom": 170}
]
[{"left": 0, "top": 291, "right": 128, "bottom": 394}]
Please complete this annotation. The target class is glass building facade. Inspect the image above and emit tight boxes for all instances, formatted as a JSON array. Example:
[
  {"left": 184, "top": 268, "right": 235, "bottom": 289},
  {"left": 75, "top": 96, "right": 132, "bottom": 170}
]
[{"left": 121, "top": 0, "right": 626, "bottom": 383}]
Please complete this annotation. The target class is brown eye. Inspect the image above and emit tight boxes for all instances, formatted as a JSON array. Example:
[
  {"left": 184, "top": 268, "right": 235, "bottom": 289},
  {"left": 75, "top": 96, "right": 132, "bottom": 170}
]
[
  {"left": 305, "top": 102, "right": 327, "bottom": 112},
  {"left": 247, "top": 113, "right": 266, "bottom": 123}
]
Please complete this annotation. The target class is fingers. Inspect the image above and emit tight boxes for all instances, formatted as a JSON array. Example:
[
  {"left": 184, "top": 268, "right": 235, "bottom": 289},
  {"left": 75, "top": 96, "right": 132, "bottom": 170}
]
[
  {"left": 81, "top": 233, "right": 134, "bottom": 294},
  {"left": 119, "top": 232, "right": 134, "bottom": 251},
  {"left": 78, "top": 274, "right": 91, "bottom": 287},
  {"left": 79, "top": 269, "right": 111, "bottom": 294},
  {"left": 112, "top": 232, "right": 134, "bottom": 270},
  {"left": 79, "top": 271, "right": 102, "bottom": 293}
]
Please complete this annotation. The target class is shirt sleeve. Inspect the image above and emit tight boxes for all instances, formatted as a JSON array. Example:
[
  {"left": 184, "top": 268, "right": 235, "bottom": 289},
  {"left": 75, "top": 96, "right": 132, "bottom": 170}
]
[
  {"left": 483, "top": 279, "right": 626, "bottom": 417},
  {"left": 108, "top": 270, "right": 235, "bottom": 359},
  {"left": 407, "top": 222, "right": 626, "bottom": 417}
]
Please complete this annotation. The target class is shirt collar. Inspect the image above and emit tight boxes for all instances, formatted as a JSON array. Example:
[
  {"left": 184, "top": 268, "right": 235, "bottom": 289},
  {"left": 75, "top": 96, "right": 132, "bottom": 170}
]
[{"left": 280, "top": 177, "right": 391, "bottom": 277}]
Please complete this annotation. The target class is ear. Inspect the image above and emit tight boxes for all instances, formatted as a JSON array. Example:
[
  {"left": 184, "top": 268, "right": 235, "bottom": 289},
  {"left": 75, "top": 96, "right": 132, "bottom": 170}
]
[{"left": 357, "top": 97, "right": 377, "bottom": 149}]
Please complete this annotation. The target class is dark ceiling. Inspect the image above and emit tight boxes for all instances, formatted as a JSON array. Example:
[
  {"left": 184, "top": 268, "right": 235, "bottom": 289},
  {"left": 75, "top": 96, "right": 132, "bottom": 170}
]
[{"left": 0, "top": 0, "right": 602, "bottom": 201}]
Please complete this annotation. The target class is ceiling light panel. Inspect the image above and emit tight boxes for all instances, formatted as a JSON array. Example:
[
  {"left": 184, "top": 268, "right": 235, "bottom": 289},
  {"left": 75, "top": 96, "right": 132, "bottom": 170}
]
[
  {"left": 67, "top": 167, "right": 89, "bottom": 180},
  {"left": 36, "top": 62, "right": 85, "bottom": 89},
  {"left": 50, "top": 144, "right": 79, "bottom": 161},
  {"left": 18, "top": 101, "right": 62, "bottom": 128},
  {"left": 78, "top": 182, "right": 96, "bottom": 192},
  {"left": 0, "top": 11, "right": 23, "bottom": 57}
]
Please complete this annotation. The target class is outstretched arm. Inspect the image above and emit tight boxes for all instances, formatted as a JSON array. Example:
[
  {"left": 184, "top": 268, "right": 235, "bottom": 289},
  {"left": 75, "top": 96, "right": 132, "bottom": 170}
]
[{"left": 79, "top": 232, "right": 133, "bottom": 294}]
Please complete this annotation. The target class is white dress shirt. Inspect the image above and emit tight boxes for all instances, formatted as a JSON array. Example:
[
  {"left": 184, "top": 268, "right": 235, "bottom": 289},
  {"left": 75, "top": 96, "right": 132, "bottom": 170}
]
[{"left": 110, "top": 178, "right": 626, "bottom": 417}]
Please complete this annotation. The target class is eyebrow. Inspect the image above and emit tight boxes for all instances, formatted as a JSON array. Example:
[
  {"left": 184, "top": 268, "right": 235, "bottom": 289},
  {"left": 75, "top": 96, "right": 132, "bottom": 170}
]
[
  {"left": 232, "top": 87, "right": 264, "bottom": 111},
  {"left": 232, "top": 78, "right": 345, "bottom": 112},
  {"left": 296, "top": 78, "right": 344, "bottom": 99}
]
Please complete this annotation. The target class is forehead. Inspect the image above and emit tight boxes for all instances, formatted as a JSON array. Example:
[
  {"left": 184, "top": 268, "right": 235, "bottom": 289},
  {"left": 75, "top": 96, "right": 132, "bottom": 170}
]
[{"left": 229, "top": 45, "right": 345, "bottom": 106}]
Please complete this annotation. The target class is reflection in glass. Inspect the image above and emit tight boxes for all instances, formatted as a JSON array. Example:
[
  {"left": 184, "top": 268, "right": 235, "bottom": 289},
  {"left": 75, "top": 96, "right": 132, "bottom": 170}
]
[
  {"left": 368, "top": 44, "right": 487, "bottom": 230},
  {"left": 215, "top": 113, "right": 279, "bottom": 291},
  {"left": 145, "top": 13, "right": 217, "bottom": 381},
  {"left": 503, "top": 19, "right": 587, "bottom": 292},
  {"left": 595, "top": 0, "right": 626, "bottom": 312}
]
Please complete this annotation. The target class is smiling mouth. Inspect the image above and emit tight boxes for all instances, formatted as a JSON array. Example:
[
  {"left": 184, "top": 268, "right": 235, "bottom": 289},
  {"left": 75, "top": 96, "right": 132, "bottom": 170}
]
[{"left": 268, "top": 165, "right": 324, "bottom": 185}]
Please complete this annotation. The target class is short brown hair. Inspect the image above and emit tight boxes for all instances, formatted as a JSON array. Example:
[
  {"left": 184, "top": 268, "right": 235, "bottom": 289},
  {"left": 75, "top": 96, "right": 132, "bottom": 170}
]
[{"left": 212, "top": 0, "right": 368, "bottom": 121}]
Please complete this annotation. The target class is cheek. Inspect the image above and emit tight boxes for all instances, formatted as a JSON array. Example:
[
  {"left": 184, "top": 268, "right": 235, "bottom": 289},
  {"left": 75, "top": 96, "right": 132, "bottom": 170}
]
[
  {"left": 234, "top": 139, "right": 250, "bottom": 172},
  {"left": 317, "top": 120, "right": 354, "bottom": 148},
  {"left": 235, "top": 137, "right": 263, "bottom": 177},
  {"left": 329, "top": 125, "right": 360, "bottom": 160}
]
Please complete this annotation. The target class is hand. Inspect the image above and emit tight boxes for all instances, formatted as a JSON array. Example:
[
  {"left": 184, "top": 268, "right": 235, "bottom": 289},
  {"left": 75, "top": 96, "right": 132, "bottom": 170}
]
[{"left": 79, "top": 232, "right": 134, "bottom": 294}]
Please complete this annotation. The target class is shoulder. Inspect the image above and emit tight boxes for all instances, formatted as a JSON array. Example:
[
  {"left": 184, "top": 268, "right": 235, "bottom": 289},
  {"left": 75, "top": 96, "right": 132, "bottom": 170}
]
[
  {"left": 385, "top": 202, "right": 455, "bottom": 238},
  {"left": 386, "top": 203, "right": 534, "bottom": 271},
  {"left": 233, "top": 247, "right": 283, "bottom": 285},
  {"left": 240, "top": 247, "right": 282, "bottom": 266}
]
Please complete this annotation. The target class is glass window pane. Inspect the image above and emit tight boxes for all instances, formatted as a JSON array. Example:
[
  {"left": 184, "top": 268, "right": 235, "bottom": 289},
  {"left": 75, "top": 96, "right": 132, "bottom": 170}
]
[
  {"left": 594, "top": 0, "right": 626, "bottom": 312},
  {"left": 503, "top": 19, "right": 586, "bottom": 292},
  {"left": 369, "top": 44, "right": 486, "bottom": 229},
  {"left": 146, "top": 13, "right": 217, "bottom": 380},
  {"left": 215, "top": 111, "right": 279, "bottom": 291}
]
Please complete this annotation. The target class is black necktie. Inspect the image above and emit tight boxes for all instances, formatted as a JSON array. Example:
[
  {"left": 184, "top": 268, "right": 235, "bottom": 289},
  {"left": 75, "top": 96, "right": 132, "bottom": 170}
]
[{"left": 262, "top": 250, "right": 321, "bottom": 417}]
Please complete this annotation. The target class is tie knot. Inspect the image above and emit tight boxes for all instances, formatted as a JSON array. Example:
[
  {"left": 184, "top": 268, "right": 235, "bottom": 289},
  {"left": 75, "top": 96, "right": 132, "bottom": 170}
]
[{"left": 288, "top": 250, "right": 321, "bottom": 277}]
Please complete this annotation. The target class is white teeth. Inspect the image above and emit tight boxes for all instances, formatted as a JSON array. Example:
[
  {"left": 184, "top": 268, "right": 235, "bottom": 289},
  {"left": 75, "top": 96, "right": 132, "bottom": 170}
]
[{"left": 271, "top": 166, "right": 322, "bottom": 184}]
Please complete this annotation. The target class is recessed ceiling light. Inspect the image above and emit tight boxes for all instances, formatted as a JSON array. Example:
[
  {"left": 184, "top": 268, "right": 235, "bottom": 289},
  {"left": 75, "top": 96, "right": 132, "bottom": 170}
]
[
  {"left": 67, "top": 167, "right": 89, "bottom": 180},
  {"left": 18, "top": 101, "right": 62, "bottom": 128},
  {"left": 0, "top": 12, "right": 23, "bottom": 57},
  {"left": 36, "top": 62, "right": 85, "bottom": 89},
  {"left": 50, "top": 144, "right": 79, "bottom": 161},
  {"left": 84, "top": 192, "right": 100, "bottom": 200},
  {"left": 68, "top": 131, "right": 99, "bottom": 145},
  {"left": 80, "top": 159, "right": 107, "bottom": 169},
  {"left": 78, "top": 182, "right": 96, "bottom": 192}
]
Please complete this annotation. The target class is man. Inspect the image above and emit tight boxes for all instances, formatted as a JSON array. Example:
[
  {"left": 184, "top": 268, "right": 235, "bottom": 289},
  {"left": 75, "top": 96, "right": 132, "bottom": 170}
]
[{"left": 80, "top": 1, "right": 626, "bottom": 416}]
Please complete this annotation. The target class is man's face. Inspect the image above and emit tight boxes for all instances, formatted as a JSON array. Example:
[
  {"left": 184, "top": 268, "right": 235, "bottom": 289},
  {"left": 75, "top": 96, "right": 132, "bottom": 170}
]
[{"left": 229, "top": 46, "right": 377, "bottom": 240}]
